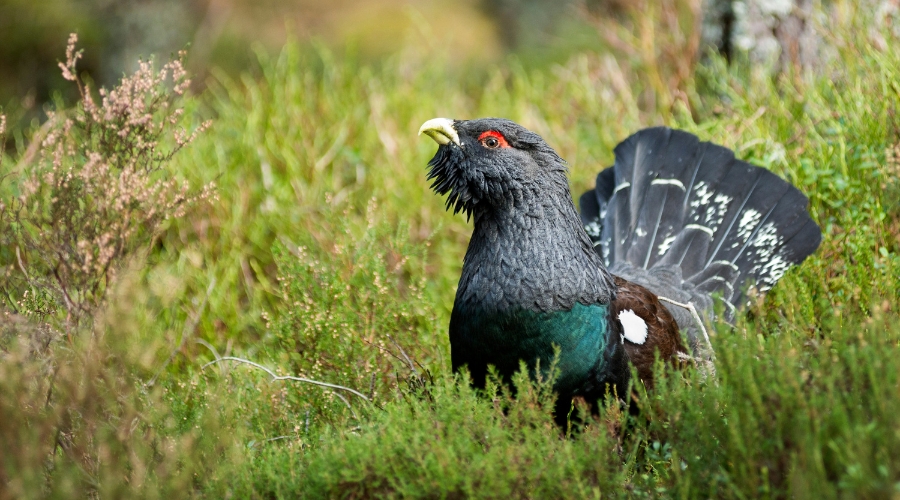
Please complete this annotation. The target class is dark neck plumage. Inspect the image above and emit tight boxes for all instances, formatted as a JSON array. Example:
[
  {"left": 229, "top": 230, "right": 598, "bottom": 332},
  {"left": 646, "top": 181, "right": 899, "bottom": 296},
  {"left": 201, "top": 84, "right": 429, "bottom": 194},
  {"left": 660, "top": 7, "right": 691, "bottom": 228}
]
[{"left": 455, "top": 180, "right": 616, "bottom": 314}]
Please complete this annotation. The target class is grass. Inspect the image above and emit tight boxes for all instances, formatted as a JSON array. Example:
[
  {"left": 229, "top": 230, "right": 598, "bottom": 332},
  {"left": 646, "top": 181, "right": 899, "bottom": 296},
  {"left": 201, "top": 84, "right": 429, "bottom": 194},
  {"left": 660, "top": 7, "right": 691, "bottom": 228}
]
[{"left": 2, "top": 3, "right": 900, "bottom": 498}]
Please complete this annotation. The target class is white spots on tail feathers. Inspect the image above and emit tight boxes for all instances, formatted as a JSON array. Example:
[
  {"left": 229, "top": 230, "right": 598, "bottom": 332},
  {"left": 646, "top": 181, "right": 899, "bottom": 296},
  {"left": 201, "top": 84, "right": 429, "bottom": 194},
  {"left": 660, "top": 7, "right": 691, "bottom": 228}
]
[
  {"left": 635, "top": 228, "right": 647, "bottom": 237},
  {"left": 651, "top": 178, "right": 686, "bottom": 190},
  {"left": 696, "top": 193, "right": 733, "bottom": 232},
  {"left": 734, "top": 208, "right": 762, "bottom": 249},
  {"left": 709, "top": 194, "right": 733, "bottom": 224},
  {"left": 747, "top": 221, "right": 790, "bottom": 290},
  {"left": 682, "top": 179, "right": 788, "bottom": 290},
  {"left": 657, "top": 235, "right": 677, "bottom": 255},
  {"left": 618, "top": 309, "right": 648, "bottom": 345},
  {"left": 750, "top": 222, "right": 781, "bottom": 261},
  {"left": 613, "top": 182, "right": 631, "bottom": 194},
  {"left": 689, "top": 182, "right": 733, "bottom": 233},
  {"left": 690, "top": 182, "right": 714, "bottom": 210}
]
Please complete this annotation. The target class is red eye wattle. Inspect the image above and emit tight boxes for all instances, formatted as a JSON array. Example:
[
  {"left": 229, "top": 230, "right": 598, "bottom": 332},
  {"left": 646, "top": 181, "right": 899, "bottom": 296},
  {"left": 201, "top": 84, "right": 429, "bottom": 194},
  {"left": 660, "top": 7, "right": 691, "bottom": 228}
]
[{"left": 477, "top": 130, "right": 510, "bottom": 149}]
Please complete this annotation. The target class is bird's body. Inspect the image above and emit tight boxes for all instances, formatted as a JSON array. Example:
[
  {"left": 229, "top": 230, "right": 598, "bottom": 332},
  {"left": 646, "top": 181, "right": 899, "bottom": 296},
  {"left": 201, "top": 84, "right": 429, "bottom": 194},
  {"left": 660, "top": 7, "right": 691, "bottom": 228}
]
[
  {"left": 419, "top": 117, "right": 821, "bottom": 414},
  {"left": 448, "top": 156, "right": 625, "bottom": 398}
]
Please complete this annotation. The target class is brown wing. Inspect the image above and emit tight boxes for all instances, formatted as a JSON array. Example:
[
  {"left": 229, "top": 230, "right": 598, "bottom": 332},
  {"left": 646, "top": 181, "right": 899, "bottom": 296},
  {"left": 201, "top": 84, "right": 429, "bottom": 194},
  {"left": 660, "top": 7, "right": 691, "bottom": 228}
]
[{"left": 611, "top": 276, "right": 686, "bottom": 386}]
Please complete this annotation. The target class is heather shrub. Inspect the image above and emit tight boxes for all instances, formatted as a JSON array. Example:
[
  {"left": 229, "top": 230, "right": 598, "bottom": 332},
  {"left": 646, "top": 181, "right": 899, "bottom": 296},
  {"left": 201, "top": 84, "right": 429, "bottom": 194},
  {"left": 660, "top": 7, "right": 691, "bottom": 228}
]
[
  {"left": 1, "top": 34, "right": 213, "bottom": 329},
  {"left": 0, "top": 35, "right": 227, "bottom": 498},
  {"left": 263, "top": 201, "right": 441, "bottom": 420},
  {"left": 626, "top": 306, "right": 900, "bottom": 498},
  {"left": 0, "top": 323, "right": 239, "bottom": 499},
  {"left": 205, "top": 361, "right": 629, "bottom": 498}
]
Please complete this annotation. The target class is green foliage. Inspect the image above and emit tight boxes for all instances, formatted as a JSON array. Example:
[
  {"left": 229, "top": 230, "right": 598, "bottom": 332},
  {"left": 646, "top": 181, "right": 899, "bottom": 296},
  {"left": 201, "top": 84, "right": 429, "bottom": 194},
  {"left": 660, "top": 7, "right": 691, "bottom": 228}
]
[
  {"left": 269, "top": 203, "right": 441, "bottom": 411},
  {"left": 0, "top": 321, "right": 240, "bottom": 499},
  {"left": 300, "top": 372, "right": 623, "bottom": 498},
  {"left": 208, "top": 367, "right": 628, "bottom": 498},
  {"left": 630, "top": 310, "right": 900, "bottom": 498}
]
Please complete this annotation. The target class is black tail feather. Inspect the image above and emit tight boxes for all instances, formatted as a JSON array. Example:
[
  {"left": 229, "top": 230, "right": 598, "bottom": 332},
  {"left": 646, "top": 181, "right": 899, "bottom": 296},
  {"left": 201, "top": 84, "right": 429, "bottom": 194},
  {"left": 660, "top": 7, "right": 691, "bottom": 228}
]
[{"left": 581, "top": 127, "right": 821, "bottom": 312}]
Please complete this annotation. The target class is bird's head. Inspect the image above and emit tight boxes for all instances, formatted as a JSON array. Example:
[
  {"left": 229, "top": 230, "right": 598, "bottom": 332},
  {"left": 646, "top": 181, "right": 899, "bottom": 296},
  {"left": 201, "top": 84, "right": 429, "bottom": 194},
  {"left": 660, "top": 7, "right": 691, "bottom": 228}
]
[{"left": 419, "top": 117, "right": 567, "bottom": 217}]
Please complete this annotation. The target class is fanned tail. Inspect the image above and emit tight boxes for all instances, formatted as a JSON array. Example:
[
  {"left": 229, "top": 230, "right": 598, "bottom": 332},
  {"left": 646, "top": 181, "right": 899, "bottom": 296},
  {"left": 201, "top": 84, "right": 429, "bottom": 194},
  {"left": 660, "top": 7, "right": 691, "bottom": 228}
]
[{"left": 580, "top": 127, "right": 822, "bottom": 317}]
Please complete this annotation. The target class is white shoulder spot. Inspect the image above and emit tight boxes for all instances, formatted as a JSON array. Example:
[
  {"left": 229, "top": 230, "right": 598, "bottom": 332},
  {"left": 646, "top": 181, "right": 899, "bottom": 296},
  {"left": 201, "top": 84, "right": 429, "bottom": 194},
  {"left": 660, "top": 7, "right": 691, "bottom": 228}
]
[{"left": 618, "top": 309, "right": 648, "bottom": 345}]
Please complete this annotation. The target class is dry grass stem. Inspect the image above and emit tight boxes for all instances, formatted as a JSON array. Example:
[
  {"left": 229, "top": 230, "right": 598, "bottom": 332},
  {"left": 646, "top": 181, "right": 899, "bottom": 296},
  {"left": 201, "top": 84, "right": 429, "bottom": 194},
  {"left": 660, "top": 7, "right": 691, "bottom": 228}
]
[
  {"left": 657, "top": 295, "right": 715, "bottom": 356},
  {"left": 202, "top": 356, "right": 370, "bottom": 419}
]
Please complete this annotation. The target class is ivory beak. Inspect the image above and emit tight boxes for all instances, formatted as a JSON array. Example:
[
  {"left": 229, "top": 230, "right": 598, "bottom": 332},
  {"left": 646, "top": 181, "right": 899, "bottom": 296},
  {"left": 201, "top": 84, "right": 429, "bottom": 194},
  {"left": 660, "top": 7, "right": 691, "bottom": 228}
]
[{"left": 418, "top": 118, "right": 460, "bottom": 146}]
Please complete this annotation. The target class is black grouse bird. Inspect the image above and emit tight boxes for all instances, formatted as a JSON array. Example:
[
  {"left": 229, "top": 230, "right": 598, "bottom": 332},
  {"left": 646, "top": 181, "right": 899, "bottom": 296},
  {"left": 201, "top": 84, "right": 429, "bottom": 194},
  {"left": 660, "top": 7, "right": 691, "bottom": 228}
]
[{"left": 419, "top": 117, "right": 821, "bottom": 413}]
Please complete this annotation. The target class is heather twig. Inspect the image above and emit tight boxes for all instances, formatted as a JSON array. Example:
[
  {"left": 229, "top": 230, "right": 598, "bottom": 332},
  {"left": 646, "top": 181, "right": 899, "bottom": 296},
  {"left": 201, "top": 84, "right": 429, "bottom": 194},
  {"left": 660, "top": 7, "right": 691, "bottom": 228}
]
[{"left": 386, "top": 333, "right": 419, "bottom": 377}]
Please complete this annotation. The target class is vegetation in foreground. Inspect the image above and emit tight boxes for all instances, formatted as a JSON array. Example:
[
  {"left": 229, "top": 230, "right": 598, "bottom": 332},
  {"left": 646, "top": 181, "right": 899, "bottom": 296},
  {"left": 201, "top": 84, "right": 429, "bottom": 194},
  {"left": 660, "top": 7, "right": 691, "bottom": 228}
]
[{"left": 2, "top": 4, "right": 900, "bottom": 498}]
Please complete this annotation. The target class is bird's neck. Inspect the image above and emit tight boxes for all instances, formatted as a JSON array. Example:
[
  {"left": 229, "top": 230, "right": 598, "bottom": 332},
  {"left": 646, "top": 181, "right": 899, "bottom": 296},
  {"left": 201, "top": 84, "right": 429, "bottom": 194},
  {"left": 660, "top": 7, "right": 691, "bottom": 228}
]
[{"left": 457, "top": 185, "right": 615, "bottom": 314}]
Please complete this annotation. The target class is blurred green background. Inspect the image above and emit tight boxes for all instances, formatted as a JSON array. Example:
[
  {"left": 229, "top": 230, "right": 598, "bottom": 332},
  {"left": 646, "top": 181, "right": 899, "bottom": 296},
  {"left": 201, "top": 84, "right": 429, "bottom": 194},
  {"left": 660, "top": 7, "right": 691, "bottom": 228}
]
[{"left": 0, "top": 0, "right": 612, "bottom": 133}]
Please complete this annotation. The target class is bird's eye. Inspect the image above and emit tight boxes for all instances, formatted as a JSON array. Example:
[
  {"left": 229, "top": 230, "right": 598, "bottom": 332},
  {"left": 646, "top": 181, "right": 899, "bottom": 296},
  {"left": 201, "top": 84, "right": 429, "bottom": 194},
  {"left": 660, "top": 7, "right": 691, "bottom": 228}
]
[{"left": 477, "top": 130, "right": 509, "bottom": 149}]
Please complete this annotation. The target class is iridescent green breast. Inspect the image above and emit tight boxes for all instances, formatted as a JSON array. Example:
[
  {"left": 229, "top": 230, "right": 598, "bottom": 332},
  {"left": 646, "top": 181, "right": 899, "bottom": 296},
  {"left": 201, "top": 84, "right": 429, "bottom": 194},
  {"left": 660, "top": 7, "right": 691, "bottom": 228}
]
[{"left": 449, "top": 302, "right": 612, "bottom": 395}]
